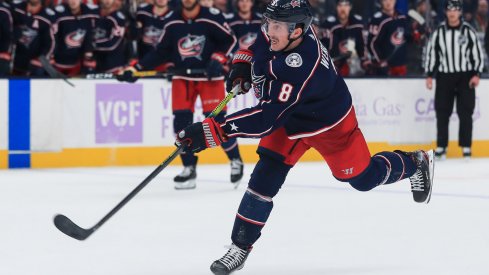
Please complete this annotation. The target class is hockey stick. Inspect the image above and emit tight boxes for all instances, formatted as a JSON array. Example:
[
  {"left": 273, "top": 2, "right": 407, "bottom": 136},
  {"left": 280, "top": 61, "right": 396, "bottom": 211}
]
[
  {"left": 85, "top": 68, "right": 206, "bottom": 79},
  {"left": 331, "top": 51, "right": 352, "bottom": 63},
  {"left": 54, "top": 85, "right": 241, "bottom": 241},
  {"left": 39, "top": 56, "right": 75, "bottom": 87},
  {"left": 408, "top": 9, "right": 425, "bottom": 26}
]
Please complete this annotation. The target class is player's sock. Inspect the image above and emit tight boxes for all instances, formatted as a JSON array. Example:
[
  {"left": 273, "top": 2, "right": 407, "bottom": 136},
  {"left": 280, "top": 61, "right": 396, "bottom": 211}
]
[
  {"left": 231, "top": 188, "right": 273, "bottom": 249},
  {"left": 348, "top": 151, "right": 416, "bottom": 192},
  {"left": 210, "top": 244, "right": 252, "bottom": 275}
]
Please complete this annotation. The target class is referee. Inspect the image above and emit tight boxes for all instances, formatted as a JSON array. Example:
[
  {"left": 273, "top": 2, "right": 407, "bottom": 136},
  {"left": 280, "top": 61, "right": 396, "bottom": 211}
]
[{"left": 425, "top": 0, "right": 484, "bottom": 160}]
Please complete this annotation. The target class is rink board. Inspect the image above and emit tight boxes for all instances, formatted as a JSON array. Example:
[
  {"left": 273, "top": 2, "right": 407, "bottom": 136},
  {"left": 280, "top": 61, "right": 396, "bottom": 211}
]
[{"left": 2, "top": 78, "right": 489, "bottom": 168}]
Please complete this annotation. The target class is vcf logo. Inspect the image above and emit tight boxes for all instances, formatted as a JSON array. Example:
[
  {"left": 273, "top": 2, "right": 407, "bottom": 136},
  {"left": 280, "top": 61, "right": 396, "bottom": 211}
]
[
  {"left": 178, "top": 34, "right": 206, "bottom": 60},
  {"left": 390, "top": 27, "right": 405, "bottom": 46},
  {"left": 342, "top": 167, "right": 354, "bottom": 175}
]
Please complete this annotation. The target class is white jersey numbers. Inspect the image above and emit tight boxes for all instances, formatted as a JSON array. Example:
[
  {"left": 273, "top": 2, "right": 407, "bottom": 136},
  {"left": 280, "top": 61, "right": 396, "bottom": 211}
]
[{"left": 278, "top": 83, "right": 293, "bottom": 102}]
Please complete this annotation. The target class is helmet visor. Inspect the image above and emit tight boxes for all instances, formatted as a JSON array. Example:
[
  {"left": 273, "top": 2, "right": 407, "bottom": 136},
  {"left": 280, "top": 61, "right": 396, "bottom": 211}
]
[{"left": 262, "top": 13, "right": 297, "bottom": 34}]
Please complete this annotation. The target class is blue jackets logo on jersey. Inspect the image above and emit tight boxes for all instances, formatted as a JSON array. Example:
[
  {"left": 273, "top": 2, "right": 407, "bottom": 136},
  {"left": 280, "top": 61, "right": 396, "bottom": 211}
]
[
  {"left": 93, "top": 28, "right": 107, "bottom": 40},
  {"left": 65, "top": 29, "right": 86, "bottom": 48},
  {"left": 178, "top": 34, "right": 206, "bottom": 61},
  {"left": 19, "top": 26, "right": 38, "bottom": 47},
  {"left": 239, "top": 33, "right": 258, "bottom": 49},
  {"left": 142, "top": 26, "right": 163, "bottom": 46},
  {"left": 390, "top": 27, "right": 405, "bottom": 46}
]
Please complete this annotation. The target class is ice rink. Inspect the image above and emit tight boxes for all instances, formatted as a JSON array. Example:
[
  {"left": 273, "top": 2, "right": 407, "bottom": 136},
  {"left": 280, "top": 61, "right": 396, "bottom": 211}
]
[{"left": 1, "top": 158, "right": 488, "bottom": 275}]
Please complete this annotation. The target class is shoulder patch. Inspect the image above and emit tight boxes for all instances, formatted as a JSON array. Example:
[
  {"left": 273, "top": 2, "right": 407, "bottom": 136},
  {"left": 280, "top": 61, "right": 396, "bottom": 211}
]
[
  {"left": 55, "top": 5, "right": 65, "bottom": 13},
  {"left": 285, "top": 53, "right": 303, "bottom": 68},
  {"left": 45, "top": 8, "right": 55, "bottom": 16},
  {"left": 116, "top": 11, "right": 125, "bottom": 19},
  {"left": 374, "top": 12, "right": 382, "bottom": 18},
  {"left": 327, "top": 15, "right": 336, "bottom": 22},
  {"left": 223, "top": 12, "right": 234, "bottom": 19},
  {"left": 209, "top": 7, "right": 220, "bottom": 15},
  {"left": 354, "top": 14, "right": 362, "bottom": 21},
  {"left": 87, "top": 4, "right": 98, "bottom": 10},
  {"left": 255, "top": 12, "right": 263, "bottom": 18}
]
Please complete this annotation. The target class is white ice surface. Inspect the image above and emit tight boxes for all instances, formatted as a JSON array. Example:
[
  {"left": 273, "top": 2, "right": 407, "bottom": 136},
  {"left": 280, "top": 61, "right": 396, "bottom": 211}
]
[{"left": 1, "top": 159, "right": 488, "bottom": 275}]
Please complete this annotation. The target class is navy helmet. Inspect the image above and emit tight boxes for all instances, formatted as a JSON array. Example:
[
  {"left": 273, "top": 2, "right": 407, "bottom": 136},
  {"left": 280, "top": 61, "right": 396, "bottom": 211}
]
[{"left": 263, "top": 0, "right": 313, "bottom": 35}]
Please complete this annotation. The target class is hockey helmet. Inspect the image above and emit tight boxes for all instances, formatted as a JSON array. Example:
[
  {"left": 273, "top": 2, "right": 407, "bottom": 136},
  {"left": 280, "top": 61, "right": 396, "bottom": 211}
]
[
  {"left": 445, "top": 0, "right": 462, "bottom": 10},
  {"left": 263, "top": 0, "right": 313, "bottom": 35}
]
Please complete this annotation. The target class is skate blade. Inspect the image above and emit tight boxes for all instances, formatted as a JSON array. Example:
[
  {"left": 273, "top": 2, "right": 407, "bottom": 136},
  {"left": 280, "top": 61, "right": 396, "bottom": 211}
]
[
  {"left": 233, "top": 180, "right": 242, "bottom": 190},
  {"left": 174, "top": 179, "right": 196, "bottom": 190},
  {"left": 425, "top": 150, "right": 435, "bottom": 204}
]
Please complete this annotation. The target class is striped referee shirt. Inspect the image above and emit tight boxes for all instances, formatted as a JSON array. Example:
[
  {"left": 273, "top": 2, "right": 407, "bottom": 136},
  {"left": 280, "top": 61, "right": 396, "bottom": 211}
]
[{"left": 425, "top": 21, "right": 484, "bottom": 77}]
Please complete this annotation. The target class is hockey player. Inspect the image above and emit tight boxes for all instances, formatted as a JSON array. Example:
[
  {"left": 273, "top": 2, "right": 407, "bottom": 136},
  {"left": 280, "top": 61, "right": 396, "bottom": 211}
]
[
  {"left": 118, "top": 0, "right": 244, "bottom": 189},
  {"left": 225, "top": 0, "right": 262, "bottom": 51},
  {"left": 320, "top": 0, "right": 369, "bottom": 76},
  {"left": 0, "top": 0, "right": 13, "bottom": 76},
  {"left": 93, "top": 0, "right": 128, "bottom": 73},
  {"left": 52, "top": 0, "right": 99, "bottom": 76},
  {"left": 11, "top": 0, "right": 56, "bottom": 76},
  {"left": 367, "top": 0, "right": 410, "bottom": 76},
  {"left": 135, "top": 0, "right": 170, "bottom": 61},
  {"left": 173, "top": 0, "right": 435, "bottom": 273}
]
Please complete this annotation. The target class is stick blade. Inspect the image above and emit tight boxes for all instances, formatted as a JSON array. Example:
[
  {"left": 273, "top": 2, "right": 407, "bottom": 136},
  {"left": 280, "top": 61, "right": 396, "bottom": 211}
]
[{"left": 54, "top": 214, "right": 93, "bottom": 241}]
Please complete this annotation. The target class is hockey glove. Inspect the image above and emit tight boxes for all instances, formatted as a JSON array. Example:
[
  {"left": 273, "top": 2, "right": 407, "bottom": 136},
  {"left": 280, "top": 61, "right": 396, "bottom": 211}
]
[
  {"left": 117, "top": 64, "right": 143, "bottom": 83},
  {"left": 82, "top": 52, "right": 97, "bottom": 73},
  {"left": 206, "top": 52, "right": 228, "bottom": 80},
  {"left": 175, "top": 118, "right": 227, "bottom": 153},
  {"left": 226, "top": 49, "right": 253, "bottom": 94}
]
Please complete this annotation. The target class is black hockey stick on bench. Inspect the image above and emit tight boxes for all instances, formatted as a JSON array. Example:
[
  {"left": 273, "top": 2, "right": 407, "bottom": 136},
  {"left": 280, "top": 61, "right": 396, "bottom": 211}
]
[
  {"left": 53, "top": 84, "right": 241, "bottom": 241},
  {"left": 40, "top": 56, "right": 75, "bottom": 87},
  {"left": 85, "top": 68, "right": 206, "bottom": 79}
]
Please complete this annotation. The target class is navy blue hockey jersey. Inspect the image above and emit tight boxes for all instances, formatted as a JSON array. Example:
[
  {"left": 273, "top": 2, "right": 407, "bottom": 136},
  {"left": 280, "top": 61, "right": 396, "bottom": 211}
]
[
  {"left": 12, "top": 1, "right": 55, "bottom": 70},
  {"left": 367, "top": 11, "right": 409, "bottom": 67},
  {"left": 138, "top": 6, "right": 236, "bottom": 80},
  {"left": 320, "top": 14, "right": 367, "bottom": 62},
  {"left": 225, "top": 12, "right": 261, "bottom": 51},
  {"left": 93, "top": 9, "right": 127, "bottom": 72},
  {"left": 0, "top": 1, "right": 13, "bottom": 58},
  {"left": 217, "top": 29, "right": 353, "bottom": 139},
  {"left": 135, "top": 3, "right": 169, "bottom": 59},
  {"left": 53, "top": 3, "right": 98, "bottom": 66}
]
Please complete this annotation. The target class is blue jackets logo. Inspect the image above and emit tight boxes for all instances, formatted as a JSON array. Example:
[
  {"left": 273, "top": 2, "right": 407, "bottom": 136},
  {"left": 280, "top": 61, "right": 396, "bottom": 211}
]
[{"left": 178, "top": 34, "right": 206, "bottom": 61}]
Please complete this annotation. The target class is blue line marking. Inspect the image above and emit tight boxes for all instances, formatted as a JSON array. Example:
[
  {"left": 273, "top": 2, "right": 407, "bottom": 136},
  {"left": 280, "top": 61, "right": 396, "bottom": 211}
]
[{"left": 8, "top": 79, "right": 31, "bottom": 168}]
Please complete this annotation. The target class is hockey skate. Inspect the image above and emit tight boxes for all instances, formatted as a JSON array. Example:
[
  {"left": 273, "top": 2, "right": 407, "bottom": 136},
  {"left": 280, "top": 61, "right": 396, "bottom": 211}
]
[
  {"left": 462, "top": 147, "right": 471, "bottom": 159},
  {"left": 406, "top": 150, "right": 435, "bottom": 203},
  {"left": 230, "top": 158, "right": 244, "bottom": 187},
  {"left": 174, "top": 165, "right": 196, "bottom": 190},
  {"left": 210, "top": 244, "right": 252, "bottom": 275},
  {"left": 434, "top": 147, "right": 446, "bottom": 160}
]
